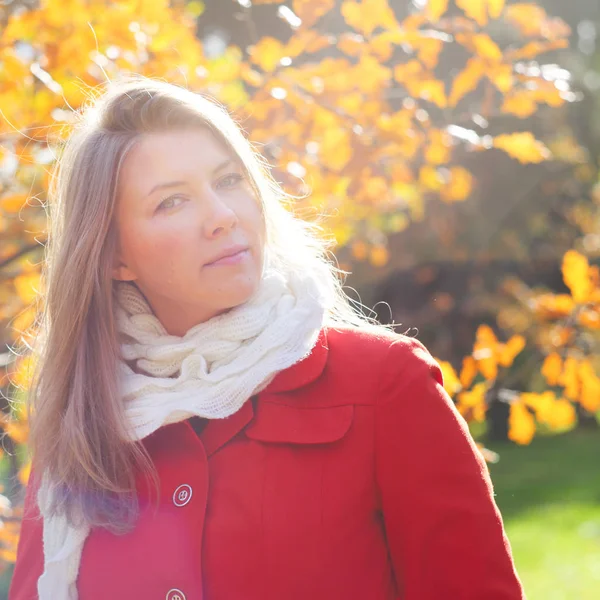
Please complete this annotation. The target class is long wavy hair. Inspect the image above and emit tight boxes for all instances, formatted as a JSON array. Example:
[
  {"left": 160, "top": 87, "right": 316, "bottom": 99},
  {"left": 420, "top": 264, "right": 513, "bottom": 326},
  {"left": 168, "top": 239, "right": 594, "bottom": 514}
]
[{"left": 23, "top": 75, "right": 385, "bottom": 533}]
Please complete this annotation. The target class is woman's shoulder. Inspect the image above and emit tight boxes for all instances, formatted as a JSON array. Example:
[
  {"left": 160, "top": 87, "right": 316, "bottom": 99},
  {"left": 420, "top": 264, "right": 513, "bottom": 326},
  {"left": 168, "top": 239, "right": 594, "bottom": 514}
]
[
  {"left": 325, "top": 323, "right": 433, "bottom": 365},
  {"left": 323, "top": 324, "right": 440, "bottom": 396}
]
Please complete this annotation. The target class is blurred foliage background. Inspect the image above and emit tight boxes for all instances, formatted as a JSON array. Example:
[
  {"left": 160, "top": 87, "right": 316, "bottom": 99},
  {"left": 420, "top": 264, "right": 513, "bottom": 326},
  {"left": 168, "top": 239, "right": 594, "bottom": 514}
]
[{"left": 1, "top": 0, "right": 600, "bottom": 597}]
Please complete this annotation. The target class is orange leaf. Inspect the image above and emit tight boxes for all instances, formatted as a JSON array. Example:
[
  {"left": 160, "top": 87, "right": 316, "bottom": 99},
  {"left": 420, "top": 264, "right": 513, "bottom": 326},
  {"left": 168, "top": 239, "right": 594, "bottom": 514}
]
[
  {"left": 427, "top": 0, "right": 449, "bottom": 21},
  {"left": 369, "top": 245, "right": 389, "bottom": 267},
  {"left": 562, "top": 250, "right": 594, "bottom": 304},
  {"left": 508, "top": 400, "right": 535, "bottom": 445},
  {"left": 493, "top": 132, "right": 551, "bottom": 163},
  {"left": 341, "top": 0, "right": 398, "bottom": 37},
  {"left": 449, "top": 57, "right": 485, "bottom": 106},
  {"left": 351, "top": 240, "right": 369, "bottom": 261},
  {"left": 541, "top": 352, "right": 562, "bottom": 386}
]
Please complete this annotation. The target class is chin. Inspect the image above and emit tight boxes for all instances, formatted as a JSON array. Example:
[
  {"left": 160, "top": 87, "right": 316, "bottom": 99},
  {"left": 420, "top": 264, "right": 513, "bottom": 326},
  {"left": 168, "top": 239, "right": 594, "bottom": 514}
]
[{"left": 220, "top": 275, "right": 261, "bottom": 309}]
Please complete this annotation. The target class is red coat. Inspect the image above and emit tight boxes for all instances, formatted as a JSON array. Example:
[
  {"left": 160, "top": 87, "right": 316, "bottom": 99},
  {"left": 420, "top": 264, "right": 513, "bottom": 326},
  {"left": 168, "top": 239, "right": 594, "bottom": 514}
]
[{"left": 10, "top": 326, "right": 525, "bottom": 600}]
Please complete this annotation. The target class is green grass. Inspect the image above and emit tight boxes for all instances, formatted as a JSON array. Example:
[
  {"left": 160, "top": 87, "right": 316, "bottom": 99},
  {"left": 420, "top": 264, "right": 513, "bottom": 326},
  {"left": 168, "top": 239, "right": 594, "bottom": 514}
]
[{"left": 487, "top": 430, "right": 600, "bottom": 600}]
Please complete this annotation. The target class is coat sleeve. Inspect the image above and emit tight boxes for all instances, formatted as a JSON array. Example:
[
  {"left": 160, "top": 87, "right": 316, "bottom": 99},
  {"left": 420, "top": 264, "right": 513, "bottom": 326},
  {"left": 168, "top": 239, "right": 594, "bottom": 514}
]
[
  {"left": 9, "top": 466, "right": 44, "bottom": 600},
  {"left": 374, "top": 336, "right": 525, "bottom": 600}
]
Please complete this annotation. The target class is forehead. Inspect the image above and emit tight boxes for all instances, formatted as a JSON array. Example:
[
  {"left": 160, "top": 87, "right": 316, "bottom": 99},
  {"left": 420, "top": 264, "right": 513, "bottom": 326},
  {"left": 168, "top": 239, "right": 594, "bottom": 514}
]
[{"left": 118, "top": 128, "right": 233, "bottom": 192}]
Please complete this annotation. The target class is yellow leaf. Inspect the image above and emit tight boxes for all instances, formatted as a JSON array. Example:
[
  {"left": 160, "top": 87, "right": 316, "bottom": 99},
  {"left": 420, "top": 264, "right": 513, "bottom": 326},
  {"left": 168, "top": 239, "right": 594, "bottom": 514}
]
[
  {"left": 424, "top": 130, "right": 452, "bottom": 165},
  {"left": 456, "top": 32, "right": 503, "bottom": 62},
  {"left": 285, "top": 30, "right": 332, "bottom": 58},
  {"left": 436, "top": 359, "right": 461, "bottom": 395},
  {"left": 498, "top": 334, "right": 525, "bottom": 367},
  {"left": 292, "top": 0, "right": 336, "bottom": 29},
  {"left": 440, "top": 166, "right": 473, "bottom": 202},
  {"left": 459, "top": 355, "right": 478, "bottom": 389},
  {"left": 250, "top": 37, "right": 285, "bottom": 73},
  {"left": 505, "top": 3, "right": 571, "bottom": 40},
  {"left": 508, "top": 400, "right": 535, "bottom": 445},
  {"left": 449, "top": 57, "right": 485, "bottom": 106},
  {"left": 10, "top": 355, "right": 36, "bottom": 390},
  {"left": 578, "top": 361, "right": 600, "bottom": 412},
  {"left": 14, "top": 272, "right": 42, "bottom": 304},
  {"left": 493, "top": 132, "right": 551, "bottom": 163},
  {"left": 542, "top": 352, "right": 562, "bottom": 386},
  {"left": 456, "top": 0, "right": 488, "bottom": 26},
  {"left": 0, "top": 194, "right": 27, "bottom": 213},
  {"left": 488, "top": 63, "right": 513, "bottom": 93},
  {"left": 337, "top": 33, "right": 366, "bottom": 57},
  {"left": 473, "top": 324, "right": 498, "bottom": 380},
  {"left": 18, "top": 460, "right": 32, "bottom": 486},
  {"left": 419, "top": 165, "right": 444, "bottom": 191},
  {"left": 2, "top": 419, "right": 28, "bottom": 445},
  {"left": 509, "top": 39, "right": 569, "bottom": 60},
  {"left": 427, "top": 0, "right": 449, "bottom": 21},
  {"left": 487, "top": 0, "right": 505, "bottom": 19},
  {"left": 562, "top": 250, "right": 594, "bottom": 304},
  {"left": 416, "top": 38, "right": 445, "bottom": 70},
  {"left": 457, "top": 382, "right": 487, "bottom": 422},
  {"left": 341, "top": 0, "right": 398, "bottom": 37},
  {"left": 501, "top": 91, "right": 538, "bottom": 118},
  {"left": 369, "top": 245, "right": 389, "bottom": 267},
  {"left": 544, "top": 397, "right": 576, "bottom": 431},
  {"left": 320, "top": 127, "right": 353, "bottom": 172},
  {"left": 558, "top": 356, "right": 579, "bottom": 400},
  {"left": 457, "top": 0, "right": 505, "bottom": 26},
  {"left": 533, "top": 293, "right": 574, "bottom": 319}
]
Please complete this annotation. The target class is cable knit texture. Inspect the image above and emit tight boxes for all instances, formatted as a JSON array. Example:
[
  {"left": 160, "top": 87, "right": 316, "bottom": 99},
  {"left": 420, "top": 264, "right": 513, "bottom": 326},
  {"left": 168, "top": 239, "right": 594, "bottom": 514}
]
[{"left": 35, "top": 261, "right": 334, "bottom": 599}]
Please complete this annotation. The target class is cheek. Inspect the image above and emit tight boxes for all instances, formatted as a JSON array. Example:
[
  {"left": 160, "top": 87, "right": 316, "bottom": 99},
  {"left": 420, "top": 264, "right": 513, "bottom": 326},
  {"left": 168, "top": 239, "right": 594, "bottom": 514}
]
[{"left": 126, "top": 224, "right": 191, "bottom": 276}]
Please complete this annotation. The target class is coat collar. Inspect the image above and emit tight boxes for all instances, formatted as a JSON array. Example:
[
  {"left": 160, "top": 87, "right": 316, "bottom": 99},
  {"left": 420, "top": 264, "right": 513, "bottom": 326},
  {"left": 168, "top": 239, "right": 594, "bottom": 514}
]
[{"left": 195, "top": 328, "right": 330, "bottom": 456}]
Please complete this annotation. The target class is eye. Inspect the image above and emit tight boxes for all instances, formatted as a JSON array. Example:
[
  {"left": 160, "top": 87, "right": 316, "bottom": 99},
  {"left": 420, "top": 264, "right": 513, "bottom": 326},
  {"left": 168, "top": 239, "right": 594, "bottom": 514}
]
[
  {"left": 216, "top": 173, "right": 244, "bottom": 189},
  {"left": 156, "top": 195, "right": 187, "bottom": 212}
]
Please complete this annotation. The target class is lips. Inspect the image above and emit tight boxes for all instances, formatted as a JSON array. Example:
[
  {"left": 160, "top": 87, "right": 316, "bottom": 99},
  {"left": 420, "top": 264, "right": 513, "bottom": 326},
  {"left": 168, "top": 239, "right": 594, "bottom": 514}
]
[{"left": 205, "top": 244, "right": 250, "bottom": 267}]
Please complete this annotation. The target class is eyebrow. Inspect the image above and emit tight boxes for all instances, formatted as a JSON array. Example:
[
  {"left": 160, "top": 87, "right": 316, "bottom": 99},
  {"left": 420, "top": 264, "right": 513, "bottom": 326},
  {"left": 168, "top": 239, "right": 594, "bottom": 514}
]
[{"left": 145, "top": 158, "right": 237, "bottom": 198}]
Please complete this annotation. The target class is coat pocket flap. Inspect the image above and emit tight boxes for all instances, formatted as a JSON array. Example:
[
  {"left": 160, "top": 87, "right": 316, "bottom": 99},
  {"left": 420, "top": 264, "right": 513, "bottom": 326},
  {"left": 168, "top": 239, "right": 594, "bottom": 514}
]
[{"left": 245, "top": 402, "right": 354, "bottom": 444}]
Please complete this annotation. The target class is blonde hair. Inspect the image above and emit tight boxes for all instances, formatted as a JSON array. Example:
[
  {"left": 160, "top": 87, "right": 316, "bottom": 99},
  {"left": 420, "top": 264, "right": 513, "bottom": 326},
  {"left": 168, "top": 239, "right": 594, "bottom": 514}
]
[{"left": 24, "top": 75, "right": 384, "bottom": 533}]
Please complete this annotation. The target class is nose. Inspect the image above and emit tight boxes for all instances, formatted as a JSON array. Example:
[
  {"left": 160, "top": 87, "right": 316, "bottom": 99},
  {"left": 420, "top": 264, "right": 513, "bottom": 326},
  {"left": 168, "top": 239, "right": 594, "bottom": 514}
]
[{"left": 202, "top": 190, "right": 238, "bottom": 239}]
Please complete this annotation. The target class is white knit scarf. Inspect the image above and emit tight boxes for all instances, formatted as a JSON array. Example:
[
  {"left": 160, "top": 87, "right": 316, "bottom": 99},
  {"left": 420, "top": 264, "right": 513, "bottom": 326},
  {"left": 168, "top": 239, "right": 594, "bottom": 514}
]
[{"left": 35, "top": 260, "right": 333, "bottom": 599}]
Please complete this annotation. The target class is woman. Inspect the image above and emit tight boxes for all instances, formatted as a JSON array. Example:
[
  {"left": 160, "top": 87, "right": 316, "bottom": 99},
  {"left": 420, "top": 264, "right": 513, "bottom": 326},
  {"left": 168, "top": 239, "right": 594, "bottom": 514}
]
[{"left": 10, "top": 76, "right": 525, "bottom": 600}]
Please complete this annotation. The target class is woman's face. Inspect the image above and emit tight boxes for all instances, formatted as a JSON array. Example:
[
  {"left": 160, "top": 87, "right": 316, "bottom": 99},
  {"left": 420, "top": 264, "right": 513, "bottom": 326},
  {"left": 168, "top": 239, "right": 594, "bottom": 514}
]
[{"left": 113, "top": 128, "right": 265, "bottom": 336}]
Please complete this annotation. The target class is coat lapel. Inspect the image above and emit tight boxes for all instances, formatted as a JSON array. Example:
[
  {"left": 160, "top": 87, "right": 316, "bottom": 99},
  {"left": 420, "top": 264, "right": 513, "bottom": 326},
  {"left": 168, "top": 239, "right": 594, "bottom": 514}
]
[{"left": 199, "top": 328, "right": 330, "bottom": 456}]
